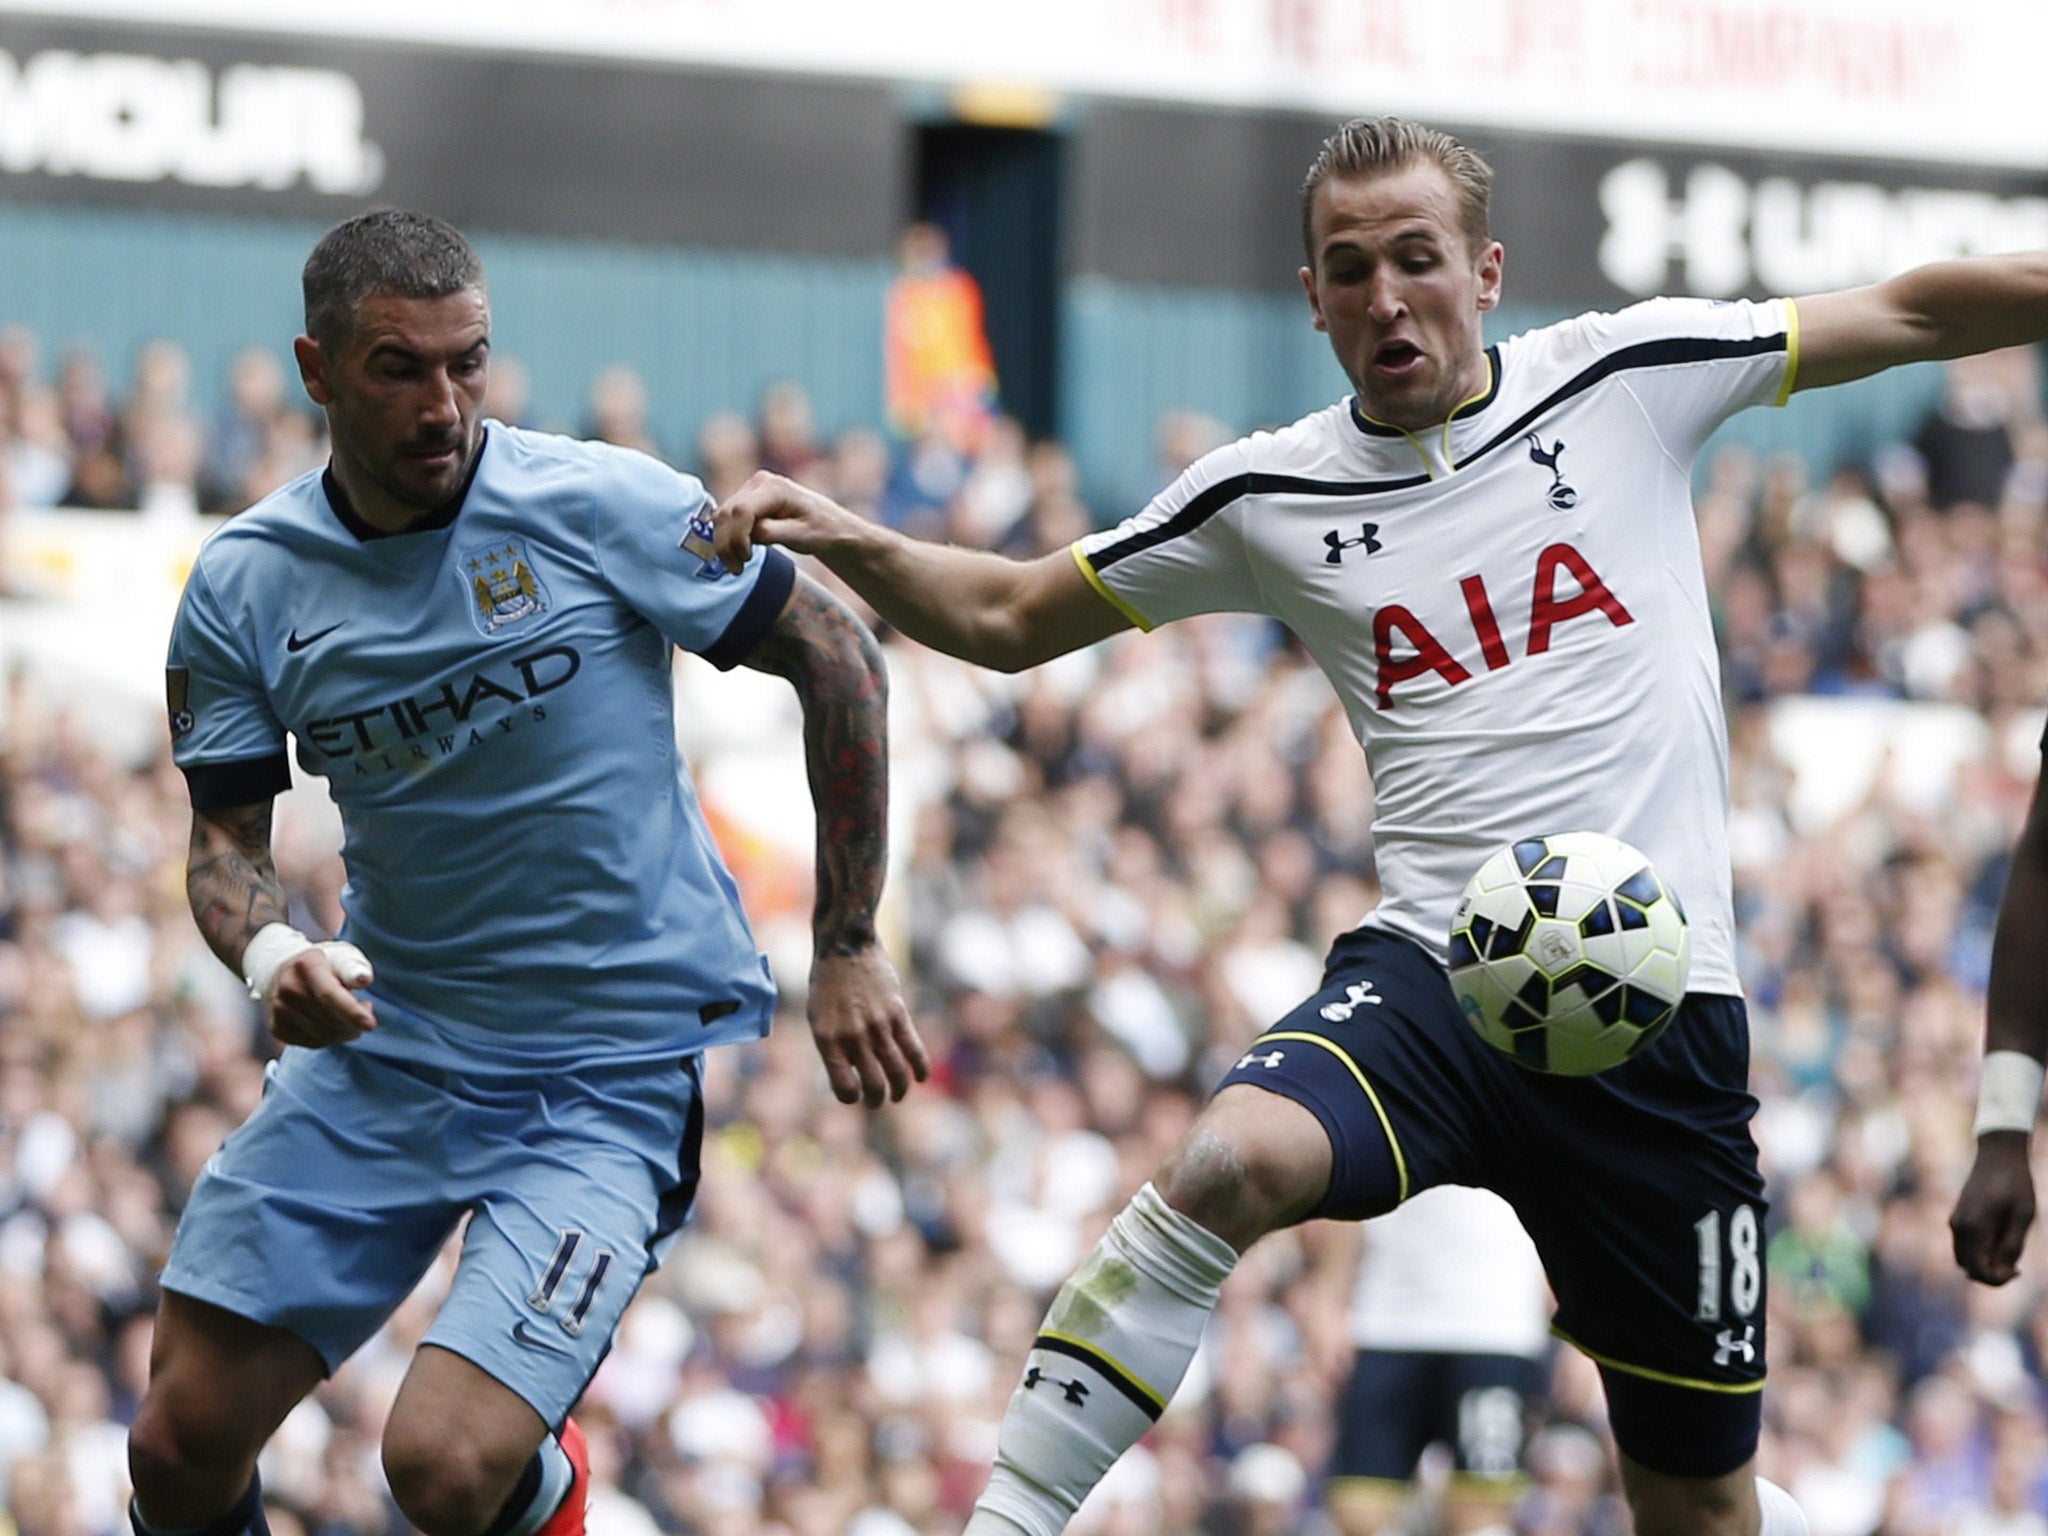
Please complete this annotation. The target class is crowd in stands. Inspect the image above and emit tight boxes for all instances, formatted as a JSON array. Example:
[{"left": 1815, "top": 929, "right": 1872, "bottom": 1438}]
[{"left": 1, "top": 326, "right": 2047, "bottom": 1536}]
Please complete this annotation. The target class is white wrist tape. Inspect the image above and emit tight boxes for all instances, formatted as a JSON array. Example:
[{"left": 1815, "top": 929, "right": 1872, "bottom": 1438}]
[
  {"left": 242, "top": 923, "right": 311, "bottom": 1002},
  {"left": 241, "top": 923, "right": 373, "bottom": 1002},
  {"left": 1975, "top": 1050, "right": 2046, "bottom": 1137}
]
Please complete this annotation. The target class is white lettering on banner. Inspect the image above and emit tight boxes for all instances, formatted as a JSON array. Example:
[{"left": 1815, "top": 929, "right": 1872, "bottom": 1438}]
[
  {"left": 0, "top": 48, "right": 381, "bottom": 193},
  {"left": 1599, "top": 158, "right": 2048, "bottom": 297},
  {"left": 6, "top": 0, "right": 2047, "bottom": 166}
]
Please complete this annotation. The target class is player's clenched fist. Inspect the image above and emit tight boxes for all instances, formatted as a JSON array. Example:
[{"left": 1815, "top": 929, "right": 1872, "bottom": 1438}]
[
  {"left": 1951, "top": 1134, "right": 2036, "bottom": 1286},
  {"left": 712, "top": 470, "right": 868, "bottom": 574},
  {"left": 243, "top": 923, "right": 378, "bottom": 1049}
]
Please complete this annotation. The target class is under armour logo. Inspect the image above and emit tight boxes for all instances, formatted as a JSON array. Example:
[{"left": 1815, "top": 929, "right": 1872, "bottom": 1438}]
[
  {"left": 1236, "top": 1049, "right": 1286, "bottom": 1070},
  {"left": 1324, "top": 524, "right": 1382, "bottom": 563},
  {"left": 1024, "top": 1366, "right": 1091, "bottom": 1406},
  {"left": 1712, "top": 1325, "right": 1756, "bottom": 1366},
  {"left": 1526, "top": 435, "right": 1578, "bottom": 510},
  {"left": 1319, "top": 979, "right": 1384, "bottom": 1023}
]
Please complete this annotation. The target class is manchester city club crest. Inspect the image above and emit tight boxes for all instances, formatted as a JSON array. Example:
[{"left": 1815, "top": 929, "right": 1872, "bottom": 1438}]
[{"left": 460, "top": 538, "right": 553, "bottom": 635}]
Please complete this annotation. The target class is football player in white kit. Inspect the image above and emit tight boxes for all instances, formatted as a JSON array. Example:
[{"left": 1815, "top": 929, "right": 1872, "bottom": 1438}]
[
  {"left": 1327, "top": 1186, "right": 1550, "bottom": 1536},
  {"left": 712, "top": 117, "right": 2048, "bottom": 1536}
]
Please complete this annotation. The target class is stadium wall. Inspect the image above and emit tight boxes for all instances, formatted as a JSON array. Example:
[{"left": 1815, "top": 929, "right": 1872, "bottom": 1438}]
[
  {"left": 0, "top": 202, "right": 896, "bottom": 465},
  {"left": 0, "top": 201, "right": 1950, "bottom": 520}
]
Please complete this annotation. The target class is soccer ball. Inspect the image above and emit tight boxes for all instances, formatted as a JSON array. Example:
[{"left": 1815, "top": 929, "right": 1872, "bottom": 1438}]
[{"left": 1447, "top": 831, "right": 1690, "bottom": 1076}]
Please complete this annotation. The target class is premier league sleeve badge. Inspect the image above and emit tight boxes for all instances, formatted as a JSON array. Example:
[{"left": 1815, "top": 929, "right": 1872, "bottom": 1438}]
[{"left": 680, "top": 508, "right": 728, "bottom": 580}]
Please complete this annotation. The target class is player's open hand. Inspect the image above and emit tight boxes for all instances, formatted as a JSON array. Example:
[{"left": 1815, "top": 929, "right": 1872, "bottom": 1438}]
[
  {"left": 712, "top": 471, "right": 864, "bottom": 575},
  {"left": 1950, "top": 1132, "right": 2036, "bottom": 1285},
  {"left": 267, "top": 942, "right": 378, "bottom": 1050},
  {"left": 806, "top": 945, "right": 929, "bottom": 1108}
]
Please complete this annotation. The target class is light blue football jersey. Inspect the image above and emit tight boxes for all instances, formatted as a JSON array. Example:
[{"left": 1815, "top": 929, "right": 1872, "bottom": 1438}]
[{"left": 167, "top": 423, "right": 792, "bottom": 1071}]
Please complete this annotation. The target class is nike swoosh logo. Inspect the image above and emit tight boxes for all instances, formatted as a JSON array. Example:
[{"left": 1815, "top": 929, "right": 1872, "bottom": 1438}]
[
  {"left": 286, "top": 621, "right": 345, "bottom": 653},
  {"left": 511, "top": 1319, "right": 572, "bottom": 1355}
]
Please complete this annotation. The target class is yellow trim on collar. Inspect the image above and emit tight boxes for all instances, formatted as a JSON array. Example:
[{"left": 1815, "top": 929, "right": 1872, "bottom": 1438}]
[
  {"left": 1442, "top": 352, "right": 1499, "bottom": 459},
  {"left": 1355, "top": 352, "right": 1497, "bottom": 477}
]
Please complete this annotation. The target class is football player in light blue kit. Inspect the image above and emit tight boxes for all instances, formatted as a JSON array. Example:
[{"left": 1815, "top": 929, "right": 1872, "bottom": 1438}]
[{"left": 130, "top": 210, "right": 928, "bottom": 1536}]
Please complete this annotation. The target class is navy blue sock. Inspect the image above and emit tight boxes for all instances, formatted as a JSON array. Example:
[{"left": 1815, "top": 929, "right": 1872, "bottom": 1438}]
[
  {"left": 481, "top": 1434, "right": 573, "bottom": 1536},
  {"left": 481, "top": 1454, "right": 546, "bottom": 1536}
]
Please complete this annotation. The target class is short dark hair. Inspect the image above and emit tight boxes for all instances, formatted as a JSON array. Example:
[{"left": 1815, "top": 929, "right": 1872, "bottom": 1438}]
[
  {"left": 302, "top": 208, "right": 484, "bottom": 348},
  {"left": 1300, "top": 117, "right": 1493, "bottom": 263}
]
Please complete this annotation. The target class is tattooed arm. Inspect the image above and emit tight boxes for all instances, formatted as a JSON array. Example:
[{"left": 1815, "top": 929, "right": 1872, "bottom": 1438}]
[
  {"left": 188, "top": 800, "right": 376, "bottom": 1048},
  {"left": 743, "top": 571, "right": 928, "bottom": 1105},
  {"left": 188, "top": 800, "right": 289, "bottom": 970}
]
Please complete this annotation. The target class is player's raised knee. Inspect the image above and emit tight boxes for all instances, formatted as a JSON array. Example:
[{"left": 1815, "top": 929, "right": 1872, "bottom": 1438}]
[
  {"left": 383, "top": 1428, "right": 524, "bottom": 1536},
  {"left": 128, "top": 1391, "right": 256, "bottom": 1525},
  {"left": 1155, "top": 1085, "right": 1332, "bottom": 1250}
]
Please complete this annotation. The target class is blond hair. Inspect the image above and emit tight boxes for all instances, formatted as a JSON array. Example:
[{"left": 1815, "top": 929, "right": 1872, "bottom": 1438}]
[{"left": 1300, "top": 117, "right": 1493, "bottom": 262}]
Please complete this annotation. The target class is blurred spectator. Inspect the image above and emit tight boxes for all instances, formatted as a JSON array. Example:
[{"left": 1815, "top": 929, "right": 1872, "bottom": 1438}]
[
  {"left": 240, "top": 411, "right": 324, "bottom": 507},
  {"left": 586, "top": 364, "right": 661, "bottom": 458},
  {"left": 884, "top": 222, "right": 998, "bottom": 454},
  {"left": 694, "top": 411, "right": 759, "bottom": 503},
  {"left": 129, "top": 416, "right": 203, "bottom": 527},
  {"left": 8, "top": 391, "right": 72, "bottom": 510},
  {"left": 1153, "top": 408, "right": 1229, "bottom": 494},
  {"left": 121, "top": 341, "right": 193, "bottom": 445},
  {"left": 482, "top": 353, "right": 535, "bottom": 431},
  {"left": 200, "top": 348, "right": 294, "bottom": 511},
  {"left": 1914, "top": 352, "right": 2034, "bottom": 514},
  {"left": 55, "top": 349, "right": 131, "bottom": 509},
  {"left": 758, "top": 381, "right": 824, "bottom": 484},
  {"left": 952, "top": 416, "right": 1032, "bottom": 552}
]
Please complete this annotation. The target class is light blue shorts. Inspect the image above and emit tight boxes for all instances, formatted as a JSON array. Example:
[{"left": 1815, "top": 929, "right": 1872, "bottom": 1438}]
[{"left": 161, "top": 1041, "right": 705, "bottom": 1427}]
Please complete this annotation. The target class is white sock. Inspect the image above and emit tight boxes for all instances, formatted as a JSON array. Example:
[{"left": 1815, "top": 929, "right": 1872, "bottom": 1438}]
[
  {"left": 1756, "top": 1478, "right": 1807, "bottom": 1536},
  {"left": 966, "top": 1183, "right": 1238, "bottom": 1536}
]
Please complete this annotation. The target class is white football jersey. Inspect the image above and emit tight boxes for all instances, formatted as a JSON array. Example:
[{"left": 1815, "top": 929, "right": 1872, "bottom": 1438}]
[
  {"left": 1349, "top": 1185, "right": 1549, "bottom": 1356},
  {"left": 1075, "top": 297, "right": 1798, "bottom": 996}
]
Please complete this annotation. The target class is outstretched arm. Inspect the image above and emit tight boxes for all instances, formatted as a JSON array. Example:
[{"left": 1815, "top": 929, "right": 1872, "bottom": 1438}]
[
  {"left": 188, "top": 800, "right": 375, "bottom": 1048},
  {"left": 714, "top": 472, "right": 1130, "bottom": 671},
  {"left": 1951, "top": 765, "right": 2048, "bottom": 1284},
  {"left": 1795, "top": 252, "right": 2048, "bottom": 392},
  {"left": 743, "top": 571, "right": 928, "bottom": 1107}
]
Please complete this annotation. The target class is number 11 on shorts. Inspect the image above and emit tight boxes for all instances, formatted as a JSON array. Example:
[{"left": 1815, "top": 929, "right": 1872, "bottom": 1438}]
[
  {"left": 529, "top": 1228, "right": 615, "bottom": 1336},
  {"left": 1693, "top": 1204, "right": 1760, "bottom": 1322}
]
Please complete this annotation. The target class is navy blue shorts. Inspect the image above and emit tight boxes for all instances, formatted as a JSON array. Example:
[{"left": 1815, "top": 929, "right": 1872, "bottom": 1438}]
[
  {"left": 1330, "top": 1348, "right": 1544, "bottom": 1484},
  {"left": 1217, "top": 928, "right": 1767, "bottom": 1478}
]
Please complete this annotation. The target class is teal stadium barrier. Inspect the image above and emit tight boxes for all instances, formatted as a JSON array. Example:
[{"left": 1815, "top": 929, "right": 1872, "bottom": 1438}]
[{"left": 0, "top": 204, "right": 1946, "bottom": 519}]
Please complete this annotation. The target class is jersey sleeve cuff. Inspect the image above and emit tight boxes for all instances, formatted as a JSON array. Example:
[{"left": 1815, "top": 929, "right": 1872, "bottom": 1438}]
[
  {"left": 182, "top": 751, "right": 293, "bottom": 810},
  {"left": 698, "top": 548, "right": 797, "bottom": 670},
  {"left": 1071, "top": 543, "right": 1156, "bottom": 632},
  {"left": 1774, "top": 297, "right": 1800, "bottom": 407}
]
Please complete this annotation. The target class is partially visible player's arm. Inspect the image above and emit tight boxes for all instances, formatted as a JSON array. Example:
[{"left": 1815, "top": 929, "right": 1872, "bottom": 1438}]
[
  {"left": 714, "top": 472, "right": 1130, "bottom": 671},
  {"left": 1794, "top": 252, "right": 2048, "bottom": 391},
  {"left": 742, "top": 572, "right": 929, "bottom": 1107},
  {"left": 188, "top": 799, "right": 375, "bottom": 1048},
  {"left": 1950, "top": 766, "right": 2048, "bottom": 1285}
]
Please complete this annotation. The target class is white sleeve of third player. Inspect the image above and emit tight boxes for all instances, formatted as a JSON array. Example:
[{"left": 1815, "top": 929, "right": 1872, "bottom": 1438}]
[
  {"left": 1567, "top": 295, "right": 1796, "bottom": 462},
  {"left": 1072, "top": 438, "right": 1266, "bottom": 629}
]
